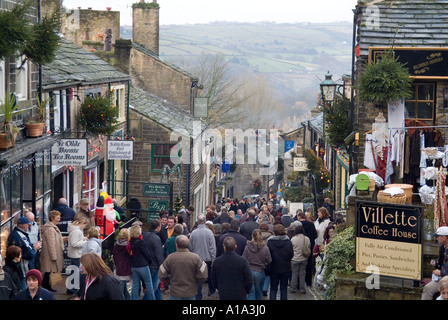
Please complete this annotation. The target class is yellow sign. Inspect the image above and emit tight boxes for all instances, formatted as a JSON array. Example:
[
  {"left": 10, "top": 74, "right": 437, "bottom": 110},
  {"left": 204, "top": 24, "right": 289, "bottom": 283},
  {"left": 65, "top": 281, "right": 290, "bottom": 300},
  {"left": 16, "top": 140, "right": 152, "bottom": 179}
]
[{"left": 356, "top": 238, "right": 422, "bottom": 280}]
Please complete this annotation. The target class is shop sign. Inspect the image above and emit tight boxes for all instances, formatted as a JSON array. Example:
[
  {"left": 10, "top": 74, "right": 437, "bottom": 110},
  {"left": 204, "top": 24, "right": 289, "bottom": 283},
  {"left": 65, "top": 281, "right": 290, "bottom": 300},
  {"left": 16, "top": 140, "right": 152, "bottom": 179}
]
[
  {"left": 355, "top": 200, "right": 423, "bottom": 280},
  {"left": 148, "top": 199, "right": 169, "bottom": 212},
  {"left": 142, "top": 183, "right": 170, "bottom": 197},
  {"left": 369, "top": 47, "right": 448, "bottom": 79},
  {"left": 293, "top": 157, "right": 308, "bottom": 171},
  {"left": 194, "top": 97, "right": 208, "bottom": 118},
  {"left": 107, "top": 141, "right": 133, "bottom": 160},
  {"left": 52, "top": 139, "right": 88, "bottom": 166}
]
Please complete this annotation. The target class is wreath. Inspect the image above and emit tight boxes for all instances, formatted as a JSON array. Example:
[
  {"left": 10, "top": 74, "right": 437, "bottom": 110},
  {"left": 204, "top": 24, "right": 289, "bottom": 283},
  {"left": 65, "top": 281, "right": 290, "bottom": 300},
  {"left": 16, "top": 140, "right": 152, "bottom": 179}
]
[
  {"left": 79, "top": 91, "right": 119, "bottom": 136},
  {"left": 253, "top": 178, "right": 262, "bottom": 191}
]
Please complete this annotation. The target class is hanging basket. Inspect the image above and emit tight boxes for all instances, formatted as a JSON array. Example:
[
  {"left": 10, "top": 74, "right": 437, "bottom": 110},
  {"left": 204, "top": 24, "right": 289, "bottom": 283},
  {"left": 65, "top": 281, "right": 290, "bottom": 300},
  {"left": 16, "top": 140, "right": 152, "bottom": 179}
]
[{"left": 377, "top": 190, "right": 407, "bottom": 204}]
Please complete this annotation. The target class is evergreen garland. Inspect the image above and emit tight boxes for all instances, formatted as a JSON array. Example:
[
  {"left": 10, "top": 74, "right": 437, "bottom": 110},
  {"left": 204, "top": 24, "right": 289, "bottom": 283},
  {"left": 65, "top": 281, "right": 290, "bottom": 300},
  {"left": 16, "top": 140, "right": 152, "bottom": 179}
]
[
  {"left": 323, "top": 99, "right": 351, "bottom": 147},
  {"left": 0, "top": 1, "right": 31, "bottom": 60},
  {"left": 23, "top": 15, "right": 60, "bottom": 65},
  {"left": 79, "top": 92, "right": 119, "bottom": 136},
  {"left": 0, "top": 1, "right": 60, "bottom": 65},
  {"left": 303, "top": 148, "right": 330, "bottom": 192}
]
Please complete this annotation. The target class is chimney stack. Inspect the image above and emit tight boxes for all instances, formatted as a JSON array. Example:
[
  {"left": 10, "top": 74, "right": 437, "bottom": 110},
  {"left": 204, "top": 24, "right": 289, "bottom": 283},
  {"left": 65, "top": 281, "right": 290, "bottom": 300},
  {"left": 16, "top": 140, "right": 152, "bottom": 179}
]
[{"left": 132, "top": 1, "right": 160, "bottom": 56}]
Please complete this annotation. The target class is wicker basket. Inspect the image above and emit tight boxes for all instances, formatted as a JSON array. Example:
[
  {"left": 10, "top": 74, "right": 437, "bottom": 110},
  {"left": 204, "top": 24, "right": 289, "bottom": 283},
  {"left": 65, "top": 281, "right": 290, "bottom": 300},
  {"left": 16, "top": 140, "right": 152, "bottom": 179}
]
[
  {"left": 377, "top": 190, "right": 407, "bottom": 204},
  {"left": 369, "top": 179, "right": 376, "bottom": 192}
]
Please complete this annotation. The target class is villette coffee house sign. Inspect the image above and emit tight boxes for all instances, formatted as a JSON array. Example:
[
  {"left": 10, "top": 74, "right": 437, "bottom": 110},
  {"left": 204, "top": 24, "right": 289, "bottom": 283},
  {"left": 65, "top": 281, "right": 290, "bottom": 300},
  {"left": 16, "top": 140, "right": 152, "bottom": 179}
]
[{"left": 356, "top": 201, "right": 423, "bottom": 281}]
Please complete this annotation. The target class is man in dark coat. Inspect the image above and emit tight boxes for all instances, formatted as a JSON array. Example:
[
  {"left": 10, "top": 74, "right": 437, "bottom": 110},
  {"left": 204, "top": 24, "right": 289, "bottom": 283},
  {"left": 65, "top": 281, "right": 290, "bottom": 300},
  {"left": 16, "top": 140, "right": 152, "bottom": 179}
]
[
  {"left": 239, "top": 209, "right": 259, "bottom": 240},
  {"left": 294, "top": 210, "right": 317, "bottom": 287},
  {"left": 216, "top": 220, "right": 247, "bottom": 256},
  {"left": 211, "top": 237, "right": 253, "bottom": 300},
  {"left": 54, "top": 198, "right": 76, "bottom": 233},
  {"left": 143, "top": 219, "right": 165, "bottom": 300}
]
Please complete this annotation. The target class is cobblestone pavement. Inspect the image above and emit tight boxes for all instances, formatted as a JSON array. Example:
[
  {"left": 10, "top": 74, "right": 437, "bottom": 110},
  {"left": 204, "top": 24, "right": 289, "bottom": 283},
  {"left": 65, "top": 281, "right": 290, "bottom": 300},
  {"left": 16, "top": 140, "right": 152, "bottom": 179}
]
[{"left": 53, "top": 275, "right": 325, "bottom": 301}]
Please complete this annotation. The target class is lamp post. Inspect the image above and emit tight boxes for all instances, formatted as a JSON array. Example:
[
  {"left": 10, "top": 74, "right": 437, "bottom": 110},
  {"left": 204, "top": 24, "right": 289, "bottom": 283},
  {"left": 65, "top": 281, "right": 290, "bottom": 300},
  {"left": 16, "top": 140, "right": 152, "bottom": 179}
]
[{"left": 320, "top": 71, "right": 337, "bottom": 103}]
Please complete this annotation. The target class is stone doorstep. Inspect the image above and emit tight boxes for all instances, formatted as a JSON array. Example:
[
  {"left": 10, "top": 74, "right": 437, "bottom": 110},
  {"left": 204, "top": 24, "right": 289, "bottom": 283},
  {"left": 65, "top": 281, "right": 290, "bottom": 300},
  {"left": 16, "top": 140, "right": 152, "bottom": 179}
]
[{"left": 335, "top": 272, "right": 423, "bottom": 300}]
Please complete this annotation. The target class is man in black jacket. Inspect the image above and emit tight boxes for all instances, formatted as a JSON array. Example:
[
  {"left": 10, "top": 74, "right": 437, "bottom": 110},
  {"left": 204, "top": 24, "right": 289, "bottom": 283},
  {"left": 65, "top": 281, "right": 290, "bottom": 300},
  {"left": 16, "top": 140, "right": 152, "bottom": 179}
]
[
  {"left": 212, "top": 237, "right": 252, "bottom": 300},
  {"left": 143, "top": 219, "right": 165, "bottom": 300},
  {"left": 240, "top": 209, "right": 259, "bottom": 240},
  {"left": 216, "top": 220, "right": 247, "bottom": 256}
]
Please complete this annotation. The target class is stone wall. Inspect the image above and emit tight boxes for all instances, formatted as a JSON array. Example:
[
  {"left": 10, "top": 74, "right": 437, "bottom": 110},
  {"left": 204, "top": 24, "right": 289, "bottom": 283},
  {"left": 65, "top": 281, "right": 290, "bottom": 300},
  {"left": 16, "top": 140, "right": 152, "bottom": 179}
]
[
  {"left": 130, "top": 48, "right": 195, "bottom": 113},
  {"left": 62, "top": 8, "right": 120, "bottom": 50},
  {"left": 132, "top": 6, "right": 159, "bottom": 55},
  {"left": 127, "top": 109, "right": 188, "bottom": 216}
]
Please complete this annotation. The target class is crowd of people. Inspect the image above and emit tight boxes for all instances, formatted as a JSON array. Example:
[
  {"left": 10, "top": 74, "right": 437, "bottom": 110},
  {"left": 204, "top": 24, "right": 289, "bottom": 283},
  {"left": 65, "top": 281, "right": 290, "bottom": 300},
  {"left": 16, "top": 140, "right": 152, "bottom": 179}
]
[{"left": 0, "top": 195, "right": 348, "bottom": 301}]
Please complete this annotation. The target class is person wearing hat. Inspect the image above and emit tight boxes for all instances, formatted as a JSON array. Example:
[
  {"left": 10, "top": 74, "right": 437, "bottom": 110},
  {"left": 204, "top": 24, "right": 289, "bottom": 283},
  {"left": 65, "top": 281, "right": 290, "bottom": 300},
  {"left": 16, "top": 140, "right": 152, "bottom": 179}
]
[
  {"left": 74, "top": 198, "right": 95, "bottom": 236},
  {"left": 7, "top": 216, "right": 41, "bottom": 289},
  {"left": 422, "top": 226, "right": 448, "bottom": 300},
  {"left": 14, "top": 269, "right": 56, "bottom": 300}
]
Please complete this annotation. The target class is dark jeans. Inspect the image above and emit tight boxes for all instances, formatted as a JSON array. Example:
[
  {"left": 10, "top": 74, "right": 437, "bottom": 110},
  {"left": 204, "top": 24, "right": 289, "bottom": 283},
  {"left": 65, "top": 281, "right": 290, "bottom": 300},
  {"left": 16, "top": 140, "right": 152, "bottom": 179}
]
[
  {"left": 196, "top": 260, "right": 215, "bottom": 300},
  {"left": 269, "top": 272, "right": 290, "bottom": 300},
  {"left": 306, "top": 255, "right": 314, "bottom": 286}
]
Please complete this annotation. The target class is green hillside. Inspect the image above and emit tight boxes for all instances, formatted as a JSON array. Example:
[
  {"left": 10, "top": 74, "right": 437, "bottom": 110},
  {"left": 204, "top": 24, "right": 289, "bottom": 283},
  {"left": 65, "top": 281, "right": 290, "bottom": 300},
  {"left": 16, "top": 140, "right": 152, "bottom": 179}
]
[{"left": 121, "top": 21, "right": 353, "bottom": 123}]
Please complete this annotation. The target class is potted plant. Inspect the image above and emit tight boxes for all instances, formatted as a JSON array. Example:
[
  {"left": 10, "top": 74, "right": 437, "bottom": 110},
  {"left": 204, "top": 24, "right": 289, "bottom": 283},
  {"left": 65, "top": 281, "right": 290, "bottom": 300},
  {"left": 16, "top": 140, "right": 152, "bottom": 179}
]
[
  {"left": 25, "top": 95, "right": 47, "bottom": 137},
  {"left": 0, "top": 93, "right": 24, "bottom": 148},
  {"left": 357, "top": 50, "right": 413, "bottom": 109}
]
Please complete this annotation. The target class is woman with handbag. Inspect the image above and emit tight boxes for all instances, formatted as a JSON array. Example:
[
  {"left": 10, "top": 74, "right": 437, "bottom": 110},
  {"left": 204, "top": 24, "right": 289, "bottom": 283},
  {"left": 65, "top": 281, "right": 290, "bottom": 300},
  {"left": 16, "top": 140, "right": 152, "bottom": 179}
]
[
  {"left": 40, "top": 210, "right": 65, "bottom": 292},
  {"left": 290, "top": 223, "right": 311, "bottom": 294}
]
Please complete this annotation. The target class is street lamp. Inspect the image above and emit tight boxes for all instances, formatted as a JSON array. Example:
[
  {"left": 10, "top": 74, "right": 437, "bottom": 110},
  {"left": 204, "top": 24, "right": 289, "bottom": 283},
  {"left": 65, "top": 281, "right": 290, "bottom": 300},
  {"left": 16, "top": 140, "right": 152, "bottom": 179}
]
[{"left": 320, "top": 71, "right": 337, "bottom": 102}]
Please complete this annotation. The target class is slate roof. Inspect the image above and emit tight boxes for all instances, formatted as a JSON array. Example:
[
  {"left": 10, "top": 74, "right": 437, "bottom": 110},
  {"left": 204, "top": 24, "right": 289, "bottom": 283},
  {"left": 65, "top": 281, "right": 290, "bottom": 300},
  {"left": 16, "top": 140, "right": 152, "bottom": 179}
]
[
  {"left": 129, "top": 85, "right": 203, "bottom": 139},
  {"left": 357, "top": 0, "right": 448, "bottom": 57},
  {"left": 308, "top": 113, "right": 324, "bottom": 135},
  {"left": 42, "top": 37, "right": 130, "bottom": 89}
]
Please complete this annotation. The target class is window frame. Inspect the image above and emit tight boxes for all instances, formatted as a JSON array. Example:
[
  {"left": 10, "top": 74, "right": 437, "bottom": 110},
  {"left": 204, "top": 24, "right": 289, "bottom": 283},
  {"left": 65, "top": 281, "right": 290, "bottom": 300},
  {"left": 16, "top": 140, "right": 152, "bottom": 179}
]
[
  {"left": 150, "top": 143, "right": 177, "bottom": 172},
  {"left": 405, "top": 82, "right": 436, "bottom": 121}
]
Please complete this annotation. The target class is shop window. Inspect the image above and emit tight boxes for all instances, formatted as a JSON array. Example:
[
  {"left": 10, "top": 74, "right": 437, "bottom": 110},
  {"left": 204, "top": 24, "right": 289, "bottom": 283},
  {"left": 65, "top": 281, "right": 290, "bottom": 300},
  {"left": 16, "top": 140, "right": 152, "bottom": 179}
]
[
  {"left": 151, "top": 144, "right": 177, "bottom": 172},
  {"left": 111, "top": 85, "right": 126, "bottom": 122},
  {"left": 35, "top": 151, "right": 52, "bottom": 223},
  {"left": 405, "top": 83, "right": 435, "bottom": 121},
  {"left": 82, "top": 167, "right": 98, "bottom": 210},
  {"left": 15, "top": 56, "right": 28, "bottom": 101},
  {"left": 14, "top": 57, "right": 27, "bottom": 100}
]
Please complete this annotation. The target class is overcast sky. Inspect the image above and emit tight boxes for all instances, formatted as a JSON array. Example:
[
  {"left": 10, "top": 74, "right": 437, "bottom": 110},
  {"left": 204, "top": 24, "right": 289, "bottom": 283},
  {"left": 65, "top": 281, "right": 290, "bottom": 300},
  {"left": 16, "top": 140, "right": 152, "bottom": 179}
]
[{"left": 62, "top": 0, "right": 358, "bottom": 26}]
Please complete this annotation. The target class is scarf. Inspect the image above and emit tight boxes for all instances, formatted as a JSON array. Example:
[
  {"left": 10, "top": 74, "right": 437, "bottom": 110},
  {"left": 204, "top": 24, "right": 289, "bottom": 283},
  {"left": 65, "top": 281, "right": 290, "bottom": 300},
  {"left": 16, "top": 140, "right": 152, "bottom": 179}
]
[{"left": 126, "top": 236, "right": 142, "bottom": 255}]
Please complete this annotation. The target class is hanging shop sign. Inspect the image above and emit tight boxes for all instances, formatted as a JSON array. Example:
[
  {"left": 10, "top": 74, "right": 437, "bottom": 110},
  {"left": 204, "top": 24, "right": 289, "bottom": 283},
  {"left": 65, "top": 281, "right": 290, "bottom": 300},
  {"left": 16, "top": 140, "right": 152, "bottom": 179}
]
[
  {"left": 142, "top": 183, "right": 171, "bottom": 197},
  {"left": 355, "top": 200, "right": 423, "bottom": 280},
  {"left": 107, "top": 140, "right": 133, "bottom": 160},
  {"left": 52, "top": 139, "right": 88, "bottom": 166},
  {"left": 293, "top": 157, "right": 308, "bottom": 172},
  {"left": 194, "top": 97, "right": 208, "bottom": 118},
  {"left": 369, "top": 47, "right": 448, "bottom": 79}
]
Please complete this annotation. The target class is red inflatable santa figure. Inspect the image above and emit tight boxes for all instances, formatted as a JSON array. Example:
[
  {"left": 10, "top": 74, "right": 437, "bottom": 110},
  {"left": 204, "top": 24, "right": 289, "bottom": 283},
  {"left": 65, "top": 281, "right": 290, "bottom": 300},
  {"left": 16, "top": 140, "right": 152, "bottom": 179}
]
[{"left": 94, "top": 192, "right": 116, "bottom": 238}]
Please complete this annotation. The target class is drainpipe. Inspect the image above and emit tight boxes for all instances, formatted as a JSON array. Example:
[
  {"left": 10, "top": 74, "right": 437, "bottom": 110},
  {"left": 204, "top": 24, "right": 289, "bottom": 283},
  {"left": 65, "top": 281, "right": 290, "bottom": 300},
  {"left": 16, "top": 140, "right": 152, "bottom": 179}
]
[
  {"left": 349, "top": 6, "right": 359, "bottom": 175},
  {"left": 38, "top": 0, "right": 42, "bottom": 102}
]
